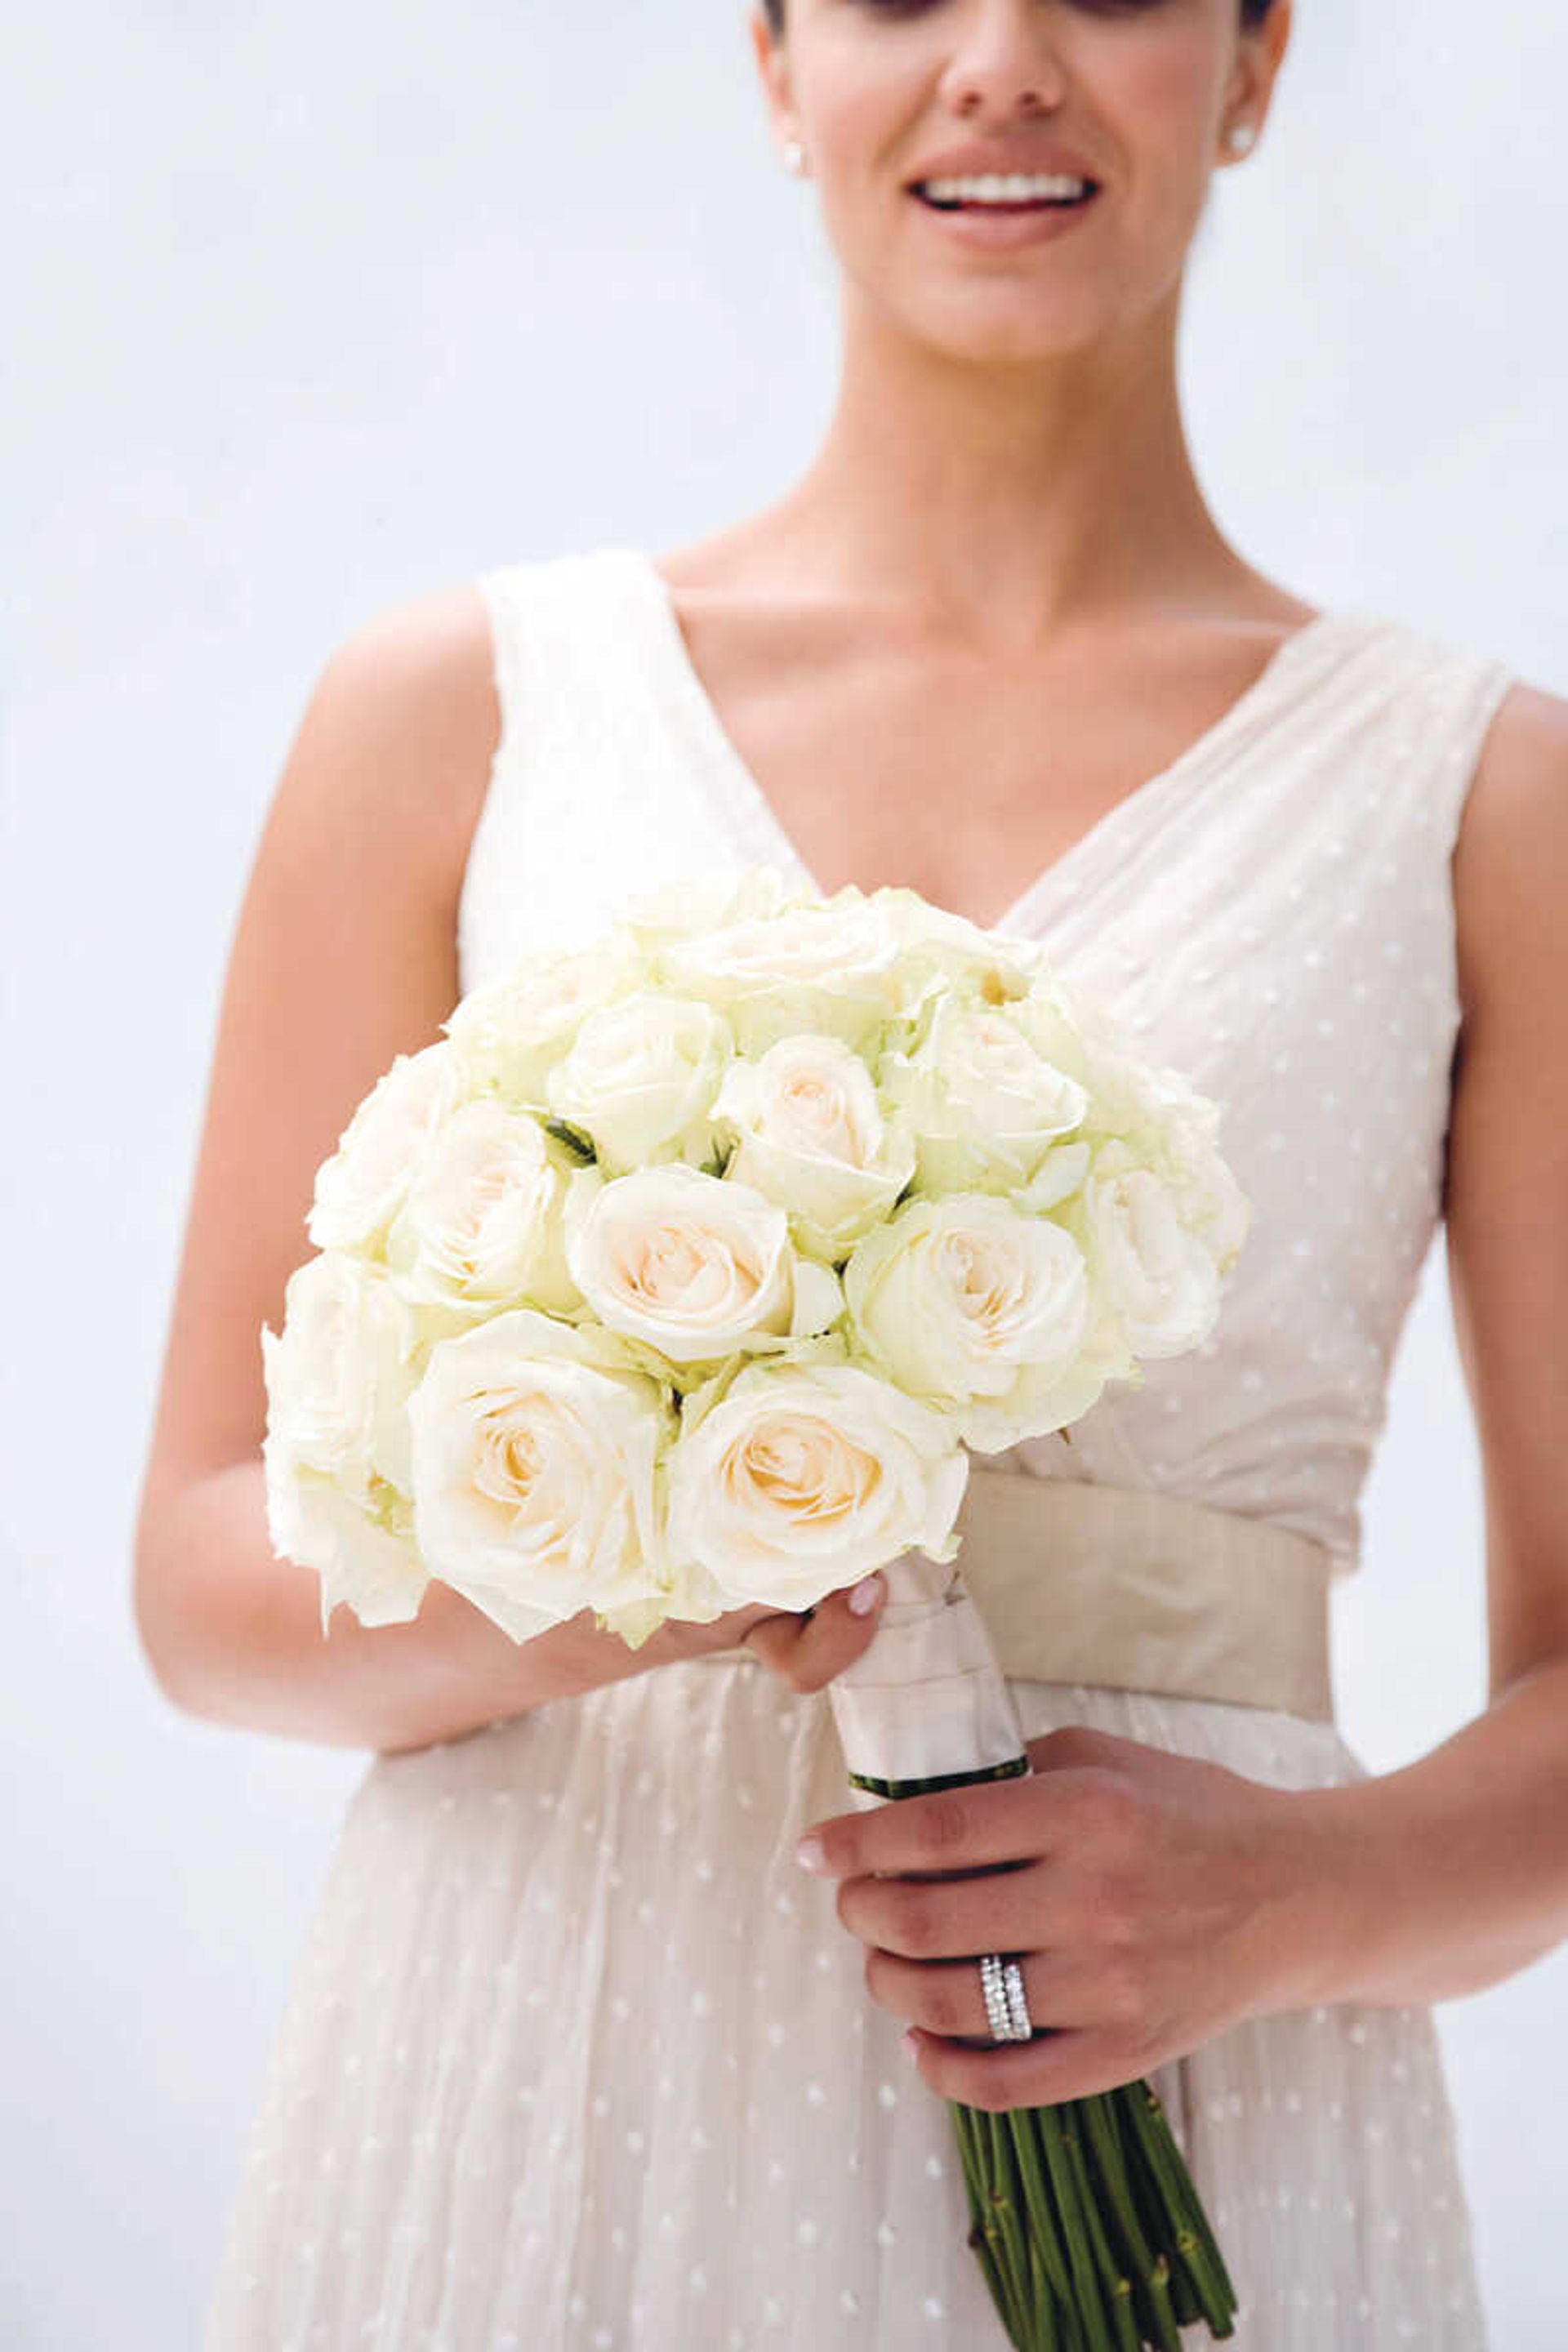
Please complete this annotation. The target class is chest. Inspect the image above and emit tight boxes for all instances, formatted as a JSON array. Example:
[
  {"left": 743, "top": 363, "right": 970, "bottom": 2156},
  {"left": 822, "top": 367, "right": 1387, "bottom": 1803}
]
[{"left": 662, "top": 586, "right": 1316, "bottom": 932}]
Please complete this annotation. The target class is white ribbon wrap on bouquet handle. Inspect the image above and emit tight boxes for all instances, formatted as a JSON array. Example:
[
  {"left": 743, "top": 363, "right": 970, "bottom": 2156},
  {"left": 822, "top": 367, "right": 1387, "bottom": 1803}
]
[{"left": 823, "top": 1550, "right": 1031, "bottom": 1809}]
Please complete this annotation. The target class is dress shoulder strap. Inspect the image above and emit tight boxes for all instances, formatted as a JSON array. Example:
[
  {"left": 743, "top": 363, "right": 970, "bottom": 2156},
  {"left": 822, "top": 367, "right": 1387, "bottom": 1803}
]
[
  {"left": 462, "top": 546, "right": 737, "bottom": 990},
  {"left": 474, "top": 548, "right": 629, "bottom": 754},
  {"left": 466, "top": 550, "right": 622, "bottom": 990},
  {"left": 1315, "top": 612, "right": 1517, "bottom": 854}
]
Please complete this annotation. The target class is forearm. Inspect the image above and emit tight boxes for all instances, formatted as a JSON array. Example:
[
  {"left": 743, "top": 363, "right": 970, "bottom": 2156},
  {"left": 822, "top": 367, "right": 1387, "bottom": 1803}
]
[
  {"left": 136, "top": 1459, "right": 712, "bottom": 1753},
  {"left": 1287, "top": 1650, "right": 1568, "bottom": 2009}
]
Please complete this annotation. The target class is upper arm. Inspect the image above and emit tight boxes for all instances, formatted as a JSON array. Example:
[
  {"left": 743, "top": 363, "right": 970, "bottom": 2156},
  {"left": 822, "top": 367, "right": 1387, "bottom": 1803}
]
[
  {"left": 1444, "top": 678, "right": 1568, "bottom": 1701},
  {"left": 134, "top": 581, "right": 501, "bottom": 1584}
]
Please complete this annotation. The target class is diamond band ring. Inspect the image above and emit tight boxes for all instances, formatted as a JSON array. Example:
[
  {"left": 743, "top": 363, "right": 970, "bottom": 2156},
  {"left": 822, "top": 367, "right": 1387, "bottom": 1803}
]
[{"left": 978, "top": 1951, "right": 1032, "bottom": 2043}]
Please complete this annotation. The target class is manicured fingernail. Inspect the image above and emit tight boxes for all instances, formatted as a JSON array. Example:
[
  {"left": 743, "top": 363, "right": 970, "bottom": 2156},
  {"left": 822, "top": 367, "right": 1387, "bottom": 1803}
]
[
  {"left": 849, "top": 1574, "right": 884, "bottom": 1617},
  {"left": 795, "top": 1833, "right": 827, "bottom": 1873}
]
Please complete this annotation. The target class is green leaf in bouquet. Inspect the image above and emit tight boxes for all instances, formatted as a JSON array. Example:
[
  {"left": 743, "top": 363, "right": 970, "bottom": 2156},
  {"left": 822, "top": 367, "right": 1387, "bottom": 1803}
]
[{"left": 541, "top": 1115, "right": 599, "bottom": 1164}]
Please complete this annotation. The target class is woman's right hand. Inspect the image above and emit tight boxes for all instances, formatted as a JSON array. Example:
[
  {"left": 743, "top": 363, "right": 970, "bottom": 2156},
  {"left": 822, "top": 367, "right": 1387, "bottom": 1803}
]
[{"left": 678, "top": 1573, "right": 889, "bottom": 1695}]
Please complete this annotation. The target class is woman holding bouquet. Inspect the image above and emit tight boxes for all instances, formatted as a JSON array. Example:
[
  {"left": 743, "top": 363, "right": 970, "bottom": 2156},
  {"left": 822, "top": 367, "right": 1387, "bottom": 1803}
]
[{"left": 137, "top": 0, "right": 1568, "bottom": 2344}]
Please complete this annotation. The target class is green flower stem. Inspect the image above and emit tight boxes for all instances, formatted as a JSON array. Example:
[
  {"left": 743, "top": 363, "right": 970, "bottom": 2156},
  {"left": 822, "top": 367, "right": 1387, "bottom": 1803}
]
[
  {"left": 1144, "top": 2252, "right": 1183, "bottom": 2347},
  {"left": 1056, "top": 2111, "right": 1143, "bottom": 2352},
  {"left": 960, "top": 2107, "right": 1029, "bottom": 2347},
  {"left": 1128, "top": 2088, "right": 1241, "bottom": 2323},
  {"left": 985, "top": 2107, "right": 1044, "bottom": 2343},
  {"left": 1166, "top": 2256, "right": 1202, "bottom": 2332},
  {"left": 1036, "top": 2105, "right": 1116, "bottom": 2352},
  {"left": 1118, "top": 2149, "right": 1187, "bottom": 2345},
  {"left": 952, "top": 2105, "right": 1026, "bottom": 2345},
  {"left": 1074, "top": 2097, "right": 1180, "bottom": 2350},
  {"left": 1124, "top": 2087, "right": 1237, "bottom": 2332},
  {"left": 1123, "top": 2099, "right": 1225, "bottom": 2335},
  {"left": 1024, "top": 2226, "right": 1065, "bottom": 2352},
  {"left": 1009, "top": 2108, "right": 1080, "bottom": 2352},
  {"left": 1011, "top": 2108, "right": 1085, "bottom": 2336},
  {"left": 939, "top": 2040, "right": 1239, "bottom": 2352}
]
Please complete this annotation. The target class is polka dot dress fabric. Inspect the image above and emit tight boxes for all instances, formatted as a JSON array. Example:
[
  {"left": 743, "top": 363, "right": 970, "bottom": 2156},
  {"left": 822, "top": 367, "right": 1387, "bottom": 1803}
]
[
  {"left": 204, "top": 551, "right": 1512, "bottom": 2347},
  {"left": 207, "top": 1672, "right": 1489, "bottom": 2351}
]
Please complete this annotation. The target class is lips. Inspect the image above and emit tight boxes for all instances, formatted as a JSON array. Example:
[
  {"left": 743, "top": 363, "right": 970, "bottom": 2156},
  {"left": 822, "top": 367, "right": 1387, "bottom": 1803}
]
[{"left": 906, "top": 140, "right": 1102, "bottom": 184}]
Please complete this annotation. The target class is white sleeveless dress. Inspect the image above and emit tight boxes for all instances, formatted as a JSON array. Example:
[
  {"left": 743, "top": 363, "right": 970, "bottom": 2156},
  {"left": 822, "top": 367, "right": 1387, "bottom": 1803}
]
[{"left": 205, "top": 546, "right": 1515, "bottom": 2351}]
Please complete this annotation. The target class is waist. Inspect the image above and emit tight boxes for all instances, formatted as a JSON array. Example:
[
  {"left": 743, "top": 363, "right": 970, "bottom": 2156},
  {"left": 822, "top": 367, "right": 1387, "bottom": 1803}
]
[{"left": 691, "top": 1465, "right": 1338, "bottom": 1726}]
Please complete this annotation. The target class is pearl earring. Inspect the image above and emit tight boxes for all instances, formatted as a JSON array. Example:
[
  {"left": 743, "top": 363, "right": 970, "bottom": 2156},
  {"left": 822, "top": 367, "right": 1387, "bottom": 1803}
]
[
  {"left": 1225, "top": 120, "right": 1256, "bottom": 157},
  {"left": 782, "top": 136, "right": 808, "bottom": 176}
]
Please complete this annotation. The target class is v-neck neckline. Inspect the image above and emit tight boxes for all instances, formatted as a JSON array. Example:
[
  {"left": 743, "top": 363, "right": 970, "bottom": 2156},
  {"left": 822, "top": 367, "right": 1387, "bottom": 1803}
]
[{"left": 620, "top": 545, "right": 1355, "bottom": 938}]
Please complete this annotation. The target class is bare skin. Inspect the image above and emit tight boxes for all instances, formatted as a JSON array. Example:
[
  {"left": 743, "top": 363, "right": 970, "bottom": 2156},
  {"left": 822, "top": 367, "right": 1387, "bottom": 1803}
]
[
  {"left": 127, "top": 587, "right": 885, "bottom": 1747},
  {"left": 135, "top": 0, "right": 1568, "bottom": 2101}
]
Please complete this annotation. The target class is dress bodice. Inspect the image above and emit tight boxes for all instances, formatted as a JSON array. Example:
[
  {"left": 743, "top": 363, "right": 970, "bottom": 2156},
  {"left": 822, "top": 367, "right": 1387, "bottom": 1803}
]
[{"left": 461, "top": 545, "right": 1515, "bottom": 1579}]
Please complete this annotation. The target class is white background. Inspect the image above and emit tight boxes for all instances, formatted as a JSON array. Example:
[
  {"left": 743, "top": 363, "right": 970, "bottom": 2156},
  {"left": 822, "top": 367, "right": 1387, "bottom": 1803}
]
[{"left": 4, "top": 2, "right": 1566, "bottom": 2345}]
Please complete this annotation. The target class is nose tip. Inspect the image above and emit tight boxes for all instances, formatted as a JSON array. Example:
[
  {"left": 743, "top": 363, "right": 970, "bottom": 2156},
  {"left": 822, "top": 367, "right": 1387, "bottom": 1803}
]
[{"left": 943, "top": 9, "right": 1070, "bottom": 108}]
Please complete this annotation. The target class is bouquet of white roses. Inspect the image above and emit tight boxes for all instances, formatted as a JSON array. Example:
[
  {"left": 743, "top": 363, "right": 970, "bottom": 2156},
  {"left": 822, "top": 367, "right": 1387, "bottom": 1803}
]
[{"left": 262, "top": 862, "right": 1249, "bottom": 2348}]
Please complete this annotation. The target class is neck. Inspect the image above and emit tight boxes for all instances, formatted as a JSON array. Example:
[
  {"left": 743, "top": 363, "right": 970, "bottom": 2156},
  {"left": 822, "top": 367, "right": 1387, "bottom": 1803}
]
[{"left": 768, "top": 281, "right": 1246, "bottom": 645}]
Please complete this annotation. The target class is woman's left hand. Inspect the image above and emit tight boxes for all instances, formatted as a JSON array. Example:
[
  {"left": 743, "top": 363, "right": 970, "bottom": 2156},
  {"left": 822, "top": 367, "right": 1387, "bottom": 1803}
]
[{"left": 794, "top": 1722, "right": 1334, "bottom": 2114}]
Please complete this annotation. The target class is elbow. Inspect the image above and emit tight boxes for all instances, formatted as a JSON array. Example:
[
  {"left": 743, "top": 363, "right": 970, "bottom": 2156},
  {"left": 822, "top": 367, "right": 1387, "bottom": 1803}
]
[
  {"left": 132, "top": 1515, "right": 208, "bottom": 1722},
  {"left": 132, "top": 1551, "right": 187, "bottom": 1716}
]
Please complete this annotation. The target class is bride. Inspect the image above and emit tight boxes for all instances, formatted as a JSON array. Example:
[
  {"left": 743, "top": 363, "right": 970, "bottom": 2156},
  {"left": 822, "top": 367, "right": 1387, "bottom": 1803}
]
[{"left": 136, "top": 1, "right": 1568, "bottom": 2344}]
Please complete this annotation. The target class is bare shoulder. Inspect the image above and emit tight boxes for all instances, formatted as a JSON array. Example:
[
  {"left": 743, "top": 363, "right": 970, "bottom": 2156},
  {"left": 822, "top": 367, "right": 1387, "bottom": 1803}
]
[
  {"left": 1451, "top": 677, "right": 1568, "bottom": 1031},
  {"left": 133, "top": 577, "right": 504, "bottom": 1517},
  {"left": 295, "top": 578, "right": 501, "bottom": 915}
]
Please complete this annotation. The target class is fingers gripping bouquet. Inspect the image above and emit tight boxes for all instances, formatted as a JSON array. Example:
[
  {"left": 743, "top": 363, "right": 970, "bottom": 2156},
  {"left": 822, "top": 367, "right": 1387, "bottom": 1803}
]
[{"left": 263, "top": 863, "right": 1250, "bottom": 2349}]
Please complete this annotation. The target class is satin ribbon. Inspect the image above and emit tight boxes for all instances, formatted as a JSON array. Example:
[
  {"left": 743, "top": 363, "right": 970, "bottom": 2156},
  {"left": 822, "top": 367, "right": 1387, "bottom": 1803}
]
[{"left": 690, "top": 1463, "right": 1337, "bottom": 1726}]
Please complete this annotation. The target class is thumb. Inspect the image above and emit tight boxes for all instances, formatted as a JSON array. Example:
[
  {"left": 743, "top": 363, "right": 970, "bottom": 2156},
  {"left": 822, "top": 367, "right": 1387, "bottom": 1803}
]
[{"left": 740, "top": 1572, "right": 887, "bottom": 1695}]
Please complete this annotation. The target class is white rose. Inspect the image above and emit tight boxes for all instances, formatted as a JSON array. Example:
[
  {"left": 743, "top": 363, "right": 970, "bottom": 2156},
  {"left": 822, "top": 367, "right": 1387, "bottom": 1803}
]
[
  {"left": 406, "top": 1307, "right": 674, "bottom": 1644},
  {"left": 1078, "top": 1143, "right": 1223, "bottom": 1358},
  {"left": 613, "top": 862, "right": 799, "bottom": 947},
  {"left": 658, "top": 889, "right": 910, "bottom": 1055},
  {"left": 1176, "top": 1133, "right": 1250, "bottom": 1276},
  {"left": 384, "top": 1098, "right": 580, "bottom": 1320},
  {"left": 877, "top": 886, "right": 1044, "bottom": 1013},
  {"left": 1011, "top": 1138, "right": 1094, "bottom": 1217},
  {"left": 665, "top": 1352, "right": 969, "bottom": 1610},
  {"left": 544, "top": 991, "right": 733, "bottom": 1171},
  {"left": 1001, "top": 969, "right": 1140, "bottom": 1128},
  {"left": 261, "top": 1251, "right": 429, "bottom": 1628},
  {"left": 1115, "top": 1065, "right": 1252, "bottom": 1276},
  {"left": 262, "top": 1466, "right": 429, "bottom": 1634},
  {"left": 843, "top": 1192, "right": 1121, "bottom": 1450},
  {"left": 443, "top": 934, "right": 644, "bottom": 1107},
  {"left": 1013, "top": 987, "right": 1251, "bottom": 1279},
  {"left": 307, "top": 1040, "right": 466, "bottom": 1256},
  {"left": 562, "top": 1163, "right": 841, "bottom": 1369},
  {"left": 712, "top": 1034, "right": 917, "bottom": 1262},
  {"left": 262, "top": 1250, "right": 420, "bottom": 1490},
  {"left": 879, "top": 990, "right": 1089, "bottom": 1194}
]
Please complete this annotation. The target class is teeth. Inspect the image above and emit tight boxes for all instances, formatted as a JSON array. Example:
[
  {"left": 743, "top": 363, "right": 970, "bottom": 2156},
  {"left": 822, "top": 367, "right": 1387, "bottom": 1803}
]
[{"left": 919, "top": 172, "right": 1091, "bottom": 206}]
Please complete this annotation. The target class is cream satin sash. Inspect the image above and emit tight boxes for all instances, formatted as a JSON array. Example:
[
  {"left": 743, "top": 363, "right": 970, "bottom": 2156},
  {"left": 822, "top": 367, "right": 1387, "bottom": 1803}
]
[{"left": 691, "top": 1463, "right": 1338, "bottom": 1726}]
